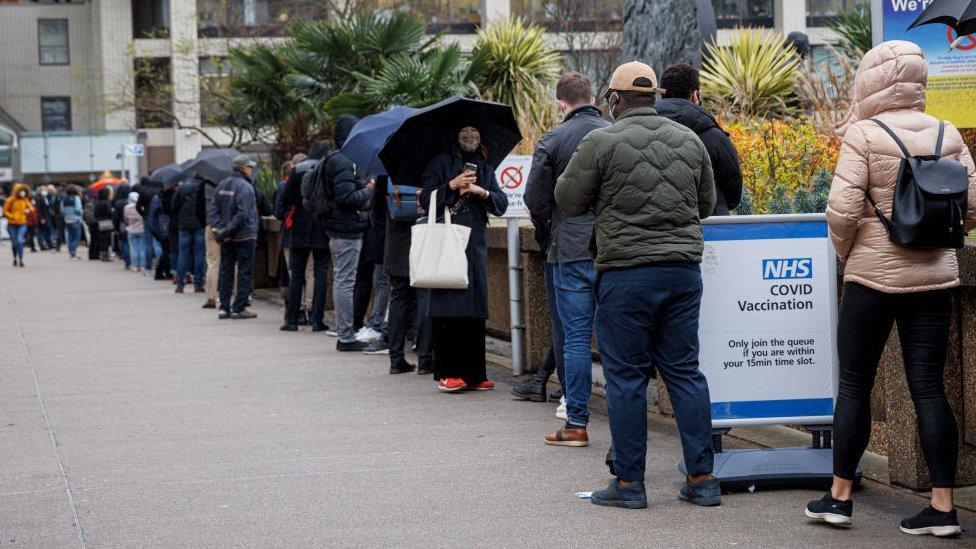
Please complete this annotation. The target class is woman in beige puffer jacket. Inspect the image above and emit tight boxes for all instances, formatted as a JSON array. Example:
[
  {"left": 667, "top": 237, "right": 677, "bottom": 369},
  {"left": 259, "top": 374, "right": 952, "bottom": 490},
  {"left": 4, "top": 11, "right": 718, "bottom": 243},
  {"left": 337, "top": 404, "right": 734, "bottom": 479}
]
[{"left": 806, "top": 41, "right": 976, "bottom": 537}]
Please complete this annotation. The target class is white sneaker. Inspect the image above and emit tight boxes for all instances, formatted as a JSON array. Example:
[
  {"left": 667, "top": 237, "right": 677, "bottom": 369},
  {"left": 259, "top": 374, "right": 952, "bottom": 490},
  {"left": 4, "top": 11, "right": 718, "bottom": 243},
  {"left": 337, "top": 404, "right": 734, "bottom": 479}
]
[
  {"left": 556, "top": 396, "right": 567, "bottom": 420},
  {"left": 325, "top": 330, "right": 338, "bottom": 337},
  {"left": 355, "top": 327, "right": 382, "bottom": 343}
]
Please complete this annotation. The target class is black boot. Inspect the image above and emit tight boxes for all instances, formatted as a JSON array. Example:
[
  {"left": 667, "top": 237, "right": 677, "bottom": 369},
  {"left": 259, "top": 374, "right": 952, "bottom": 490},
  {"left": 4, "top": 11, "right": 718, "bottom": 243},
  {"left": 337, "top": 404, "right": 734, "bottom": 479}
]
[{"left": 511, "top": 348, "right": 555, "bottom": 402}]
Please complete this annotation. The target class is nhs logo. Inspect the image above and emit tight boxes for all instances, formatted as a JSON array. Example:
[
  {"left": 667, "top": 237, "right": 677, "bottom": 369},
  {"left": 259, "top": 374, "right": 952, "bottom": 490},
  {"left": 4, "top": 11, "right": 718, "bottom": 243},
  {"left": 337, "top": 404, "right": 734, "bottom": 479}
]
[{"left": 762, "top": 258, "right": 813, "bottom": 280}]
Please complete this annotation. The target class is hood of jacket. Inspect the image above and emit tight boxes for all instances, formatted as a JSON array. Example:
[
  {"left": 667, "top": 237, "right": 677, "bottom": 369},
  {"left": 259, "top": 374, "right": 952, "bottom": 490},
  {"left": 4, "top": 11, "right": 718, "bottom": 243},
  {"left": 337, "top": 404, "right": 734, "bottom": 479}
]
[
  {"left": 308, "top": 140, "right": 331, "bottom": 161},
  {"left": 655, "top": 98, "right": 722, "bottom": 135},
  {"left": 334, "top": 116, "right": 358, "bottom": 149},
  {"left": 11, "top": 183, "right": 30, "bottom": 197},
  {"left": 836, "top": 40, "right": 927, "bottom": 138}
]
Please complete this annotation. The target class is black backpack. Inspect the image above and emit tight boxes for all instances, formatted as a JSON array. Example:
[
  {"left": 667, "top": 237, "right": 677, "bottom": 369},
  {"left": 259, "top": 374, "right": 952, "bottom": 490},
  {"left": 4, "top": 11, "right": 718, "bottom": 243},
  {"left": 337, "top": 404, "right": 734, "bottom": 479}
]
[
  {"left": 867, "top": 119, "right": 969, "bottom": 249},
  {"left": 300, "top": 151, "right": 340, "bottom": 220}
]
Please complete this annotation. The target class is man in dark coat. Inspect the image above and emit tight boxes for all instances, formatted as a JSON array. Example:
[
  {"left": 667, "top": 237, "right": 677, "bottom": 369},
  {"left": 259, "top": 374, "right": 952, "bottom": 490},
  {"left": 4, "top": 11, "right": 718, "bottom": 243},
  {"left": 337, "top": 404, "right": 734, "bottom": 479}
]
[
  {"left": 275, "top": 142, "right": 332, "bottom": 332},
  {"left": 657, "top": 63, "right": 742, "bottom": 215},
  {"left": 209, "top": 155, "right": 260, "bottom": 319},
  {"left": 172, "top": 177, "right": 207, "bottom": 292}
]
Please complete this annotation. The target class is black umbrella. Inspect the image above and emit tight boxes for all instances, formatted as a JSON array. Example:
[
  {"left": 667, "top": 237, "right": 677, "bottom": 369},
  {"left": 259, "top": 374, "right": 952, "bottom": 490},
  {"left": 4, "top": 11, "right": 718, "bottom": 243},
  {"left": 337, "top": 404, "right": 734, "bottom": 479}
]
[
  {"left": 180, "top": 148, "right": 240, "bottom": 185},
  {"left": 147, "top": 163, "right": 183, "bottom": 190},
  {"left": 909, "top": 0, "right": 976, "bottom": 42},
  {"left": 378, "top": 96, "right": 522, "bottom": 186}
]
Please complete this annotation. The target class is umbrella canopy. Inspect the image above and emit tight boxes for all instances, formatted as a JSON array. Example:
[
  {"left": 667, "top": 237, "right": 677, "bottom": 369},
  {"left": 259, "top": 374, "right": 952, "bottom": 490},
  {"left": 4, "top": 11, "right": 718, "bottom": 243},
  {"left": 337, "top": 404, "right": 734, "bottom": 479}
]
[
  {"left": 180, "top": 148, "right": 240, "bottom": 185},
  {"left": 379, "top": 96, "right": 522, "bottom": 186},
  {"left": 147, "top": 163, "right": 184, "bottom": 190},
  {"left": 909, "top": 0, "right": 976, "bottom": 40},
  {"left": 340, "top": 106, "right": 417, "bottom": 177},
  {"left": 90, "top": 177, "right": 122, "bottom": 192}
]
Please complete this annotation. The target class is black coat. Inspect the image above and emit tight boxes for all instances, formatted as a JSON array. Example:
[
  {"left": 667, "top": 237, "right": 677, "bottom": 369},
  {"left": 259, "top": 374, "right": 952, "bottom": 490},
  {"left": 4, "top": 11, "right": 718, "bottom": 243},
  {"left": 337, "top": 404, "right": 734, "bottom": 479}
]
[
  {"left": 363, "top": 176, "right": 387, "bottom": 264},
  {"left": 656, "top": 98, "right": 742, "bottom": 215},
  {"left": 274, "top": 157, "right": 330, "bottom": 249},
  {"left": 172, "top": 180, "right": 205, "bottom": 231},
  {"left": 420, "top": 152, "right": 508, "bottom": 318},
  {"left": 324, "top": 152, "right": 371, "bottom": 239}
]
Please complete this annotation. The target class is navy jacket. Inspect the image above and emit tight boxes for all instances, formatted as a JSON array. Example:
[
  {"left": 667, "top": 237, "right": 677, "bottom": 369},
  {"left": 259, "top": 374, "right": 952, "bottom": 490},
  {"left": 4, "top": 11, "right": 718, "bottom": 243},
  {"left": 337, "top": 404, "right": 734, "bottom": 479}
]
[
  {"left": 656, "top": 98, "right": 742, "bottom": 215},
  {"left": 324, "top": 151, "right": 371, "bottom": 239},
  {"left": 209, "top": 171, "right": 258, "bottom": 242},
  {"left": 146, "top": 193, "right": 169, "bottom": 242}
]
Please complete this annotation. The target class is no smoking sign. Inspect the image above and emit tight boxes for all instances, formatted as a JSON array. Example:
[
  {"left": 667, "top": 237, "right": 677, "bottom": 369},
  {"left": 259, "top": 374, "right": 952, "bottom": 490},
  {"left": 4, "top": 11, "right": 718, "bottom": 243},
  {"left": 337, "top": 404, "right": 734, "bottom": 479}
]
[{"left": 494, "top": 155, "right": 532, "bottom": 219}]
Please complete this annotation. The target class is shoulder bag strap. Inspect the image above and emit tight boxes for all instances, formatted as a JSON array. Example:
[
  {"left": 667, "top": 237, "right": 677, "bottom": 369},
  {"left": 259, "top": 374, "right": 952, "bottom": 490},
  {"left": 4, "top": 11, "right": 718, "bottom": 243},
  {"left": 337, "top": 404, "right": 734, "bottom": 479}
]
[
  {"left": 935, "top": 121, "right": 946, "bottom": 157},
  {"left": 870, "top": 119, "right": 912, "bottom": 159}
]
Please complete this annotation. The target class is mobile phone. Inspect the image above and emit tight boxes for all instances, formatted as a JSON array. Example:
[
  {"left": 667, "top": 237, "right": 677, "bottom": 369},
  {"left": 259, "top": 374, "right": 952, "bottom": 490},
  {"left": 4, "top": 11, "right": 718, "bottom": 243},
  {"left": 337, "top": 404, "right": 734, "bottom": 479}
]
[{"left": 463, "top": 162, "right": 478, "bottom": 173}]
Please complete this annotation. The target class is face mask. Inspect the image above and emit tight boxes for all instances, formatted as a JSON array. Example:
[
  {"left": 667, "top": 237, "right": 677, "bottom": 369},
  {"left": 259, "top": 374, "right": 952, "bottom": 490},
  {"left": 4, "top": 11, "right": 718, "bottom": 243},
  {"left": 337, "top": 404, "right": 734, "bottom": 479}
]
[
  {"left": 458, "top": 129, "right": 481, "bottom": 153},
  {"left": 17, "top": 191, "right": 26, "bottom": 198}
]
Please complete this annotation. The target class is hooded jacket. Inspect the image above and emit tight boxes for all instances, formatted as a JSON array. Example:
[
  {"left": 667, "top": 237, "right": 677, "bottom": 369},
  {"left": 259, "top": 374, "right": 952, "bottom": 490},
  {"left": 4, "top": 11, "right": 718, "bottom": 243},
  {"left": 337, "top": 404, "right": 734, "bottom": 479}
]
[
  {"left": 827, "top": 40, "right": 976, "bottom": 293},
  {"left": 274, "top": 141, "right": 330, "bottom": 248},
  {"left": 3, "top": 183, "right": 34, "bottom": 225},
  {"left": 656, "top": 98, "right": 742, "bottom": 215}
]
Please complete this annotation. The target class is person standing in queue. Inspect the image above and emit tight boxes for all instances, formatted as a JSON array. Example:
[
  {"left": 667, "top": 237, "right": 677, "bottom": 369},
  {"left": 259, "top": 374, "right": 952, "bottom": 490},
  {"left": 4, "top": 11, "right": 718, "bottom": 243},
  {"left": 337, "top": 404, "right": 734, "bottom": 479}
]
[
  {"left": 209, "top": 155, "right": 260, "bottom": 320},
  {"left": 3, "top": 183, "right": 34, "bottom": 267},
  {"left": 556, "top": 61, "right": 717, "bottom": 509},
  {"left": 420, "top": 125, "right": 508, "bottom": 392}
]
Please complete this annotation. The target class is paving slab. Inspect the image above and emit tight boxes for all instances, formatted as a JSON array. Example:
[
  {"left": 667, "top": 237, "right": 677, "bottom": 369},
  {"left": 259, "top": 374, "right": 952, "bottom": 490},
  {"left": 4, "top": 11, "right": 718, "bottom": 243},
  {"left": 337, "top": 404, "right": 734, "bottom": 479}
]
[{"left": 0, "top": 246, "right": 972, "bottom": 548}]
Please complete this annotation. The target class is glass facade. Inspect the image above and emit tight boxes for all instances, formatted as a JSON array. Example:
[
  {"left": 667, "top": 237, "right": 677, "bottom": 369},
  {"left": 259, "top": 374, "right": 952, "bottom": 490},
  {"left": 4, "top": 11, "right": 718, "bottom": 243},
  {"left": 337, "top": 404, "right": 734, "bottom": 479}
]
[
  {"left": 41, "top": 97, "right": 71, "bottom": 132},
  {"left": 370, "top": 0, "right": 482, "bottom": 33},
  {"left": 132, "top": 0, "right": 171, "bottom": 38},
  {"left": 510, "top": 0, "right": 625, "bottom": 32},
  {"left": 806, "top": 0, "right": 862, "bottom": 26},
  {"left": 199, "top": 57, "right": 232, "bottom": 126},
  {"left": 197, "top": 0, "right": 332, "bottom": 37},
  {"left": 38, "top": 19, "right": 69, "bottom": 65},
  {"left": 711, "top": 0, "right": 774, "bottom": 29}
]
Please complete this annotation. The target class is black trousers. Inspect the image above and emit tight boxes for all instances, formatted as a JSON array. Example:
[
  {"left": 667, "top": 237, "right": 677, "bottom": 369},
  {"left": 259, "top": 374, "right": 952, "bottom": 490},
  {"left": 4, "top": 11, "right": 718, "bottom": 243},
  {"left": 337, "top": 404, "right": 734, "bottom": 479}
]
[
  {"left": 353, "top": 253, "right": 374, "bottom": 331},
  {"left": 388, "top": 276, "right": 433, "bottom": 369},
  {"left": 432, "top": 316, "right": 487, "bottom": 384},
  {"left": 285, "top": 247, "right": 329, "bottom": 326},
  {"left": 833, "top": 282, "right": 957, "bottom": 487},
  {"left": 218, "top": 240, "right": 256, "bottom": 314}
]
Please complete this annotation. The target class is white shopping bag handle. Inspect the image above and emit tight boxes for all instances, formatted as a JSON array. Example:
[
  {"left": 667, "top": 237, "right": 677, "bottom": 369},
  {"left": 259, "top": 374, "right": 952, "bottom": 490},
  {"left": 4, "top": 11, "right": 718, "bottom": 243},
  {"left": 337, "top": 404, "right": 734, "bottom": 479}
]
[{"left": 427, "top": 189, "right": 452, "bottom": 226}]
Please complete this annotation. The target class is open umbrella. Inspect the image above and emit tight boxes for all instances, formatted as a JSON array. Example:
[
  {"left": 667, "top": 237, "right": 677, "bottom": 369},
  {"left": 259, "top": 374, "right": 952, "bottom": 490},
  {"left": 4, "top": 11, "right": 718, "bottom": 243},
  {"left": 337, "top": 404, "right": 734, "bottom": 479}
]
[
  {"left": 180, "top": 148, "right": 240, "bottom": 185},
  {"left": 909, "top": 0, "right": 976, "bottom": 46},
  {"left": 340, "top": 106, "right": 417, "bottom": 177},
  {"left": 147, "top": 163, "right": 183, "bottom": 190},
  {"left": 378, "top": 96, "right": 522, "bottom": 186},
  {"left": 90, "top": 170, "right": 123, "bottom": 192}
]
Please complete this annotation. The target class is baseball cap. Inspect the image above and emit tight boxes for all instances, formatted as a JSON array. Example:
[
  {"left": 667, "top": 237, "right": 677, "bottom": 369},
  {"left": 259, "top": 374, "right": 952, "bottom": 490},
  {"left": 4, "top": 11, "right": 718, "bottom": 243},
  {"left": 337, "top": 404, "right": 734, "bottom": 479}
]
[
  {"left": 233, "top": 154, "right": 257, "bottom": 169},
  {"left": 606, "top": 61, "right": 666, "bottom": 96}
]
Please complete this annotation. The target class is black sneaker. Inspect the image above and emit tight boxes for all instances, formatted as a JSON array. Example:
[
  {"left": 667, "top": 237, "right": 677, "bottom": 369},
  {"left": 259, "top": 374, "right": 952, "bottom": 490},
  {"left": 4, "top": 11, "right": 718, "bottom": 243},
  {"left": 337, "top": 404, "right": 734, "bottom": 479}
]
[
  {"left": 280, "top": 324, "right": 298, "bottom": 332},
  {"left": 390, "top": 360, "right": 415, "bottom": 374},
  {"left": 548, "top": 389, "right": 563, "bottom": 402},
  {"left": 337, "top": 340, "right": 369, "bottom": 352},
  {"left": 511, "top": 373, "right": 548, "bottom": 402},
  {"left": 679, "top": 477, "right": 721, "bottom": 506},
  {"left": 805, "top": 493, "right": 853, "bottom": 526},
  {"left": 218, "top": 309, "right": 231, "bottom": 320},
  {"left": 591, "top": 479, "right": 647, "bottom": 509},
  {"left": 311, "top": 323, "right": 330, "bottom": 332},
  {"left": 364, "top": 342, "right": 390, "bottom": 355},
  {"left": 900, "top": 506, "right": 961, "bottom": 537},
  {"left": 231, "top": 310, "right": 257, "bottom": 319}
]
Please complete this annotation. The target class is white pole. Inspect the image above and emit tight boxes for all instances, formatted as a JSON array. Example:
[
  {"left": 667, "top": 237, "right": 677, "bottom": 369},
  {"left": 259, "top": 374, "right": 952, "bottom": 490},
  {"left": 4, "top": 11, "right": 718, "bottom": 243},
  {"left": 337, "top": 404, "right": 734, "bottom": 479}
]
[{"left": 506, "top": 218, "right": 525, "bottom": 376}]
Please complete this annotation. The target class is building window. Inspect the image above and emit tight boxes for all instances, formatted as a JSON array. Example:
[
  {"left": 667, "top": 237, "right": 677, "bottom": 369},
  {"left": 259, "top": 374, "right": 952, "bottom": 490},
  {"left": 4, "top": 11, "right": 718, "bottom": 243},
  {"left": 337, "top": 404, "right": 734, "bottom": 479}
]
[
  {"left": 511, "top": 0, "right": 624, "bottom": 32},
  {"left": 132, "top": 0, "right": 171, "bottom": 38},
  {"left": 807, "top": 0, "right": 862, "bottom": 26},
  {"left": 712, "top": 0, "right": 774, "bottom": 29},
  {"left": 41, "top": 97, "right": 72, "bottom": 131},
  {"left": 38, "top": 19, "right": 69, "bottom": 65},
  {"left": 135, "top": 58, "right": 173, "bottom": 129},
  {"left": 372, "top": 1, "right": 482, "bottom": 34},
  {"left": 197, "top": 0, "right": 333, "bottom": 37},
  {"left": 199, "top": 57, "right": 232, "bottom": 126},
  {"left": 0, "top": 130, "right": 12, "bottom": 169}
]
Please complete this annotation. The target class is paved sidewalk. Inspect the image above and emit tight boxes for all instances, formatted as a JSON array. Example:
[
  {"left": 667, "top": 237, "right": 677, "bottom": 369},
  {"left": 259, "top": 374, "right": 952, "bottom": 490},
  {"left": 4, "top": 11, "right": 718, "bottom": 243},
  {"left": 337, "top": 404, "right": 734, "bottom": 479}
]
[{"left": 0, "top": 246, "right": 971, "bottom": 547}]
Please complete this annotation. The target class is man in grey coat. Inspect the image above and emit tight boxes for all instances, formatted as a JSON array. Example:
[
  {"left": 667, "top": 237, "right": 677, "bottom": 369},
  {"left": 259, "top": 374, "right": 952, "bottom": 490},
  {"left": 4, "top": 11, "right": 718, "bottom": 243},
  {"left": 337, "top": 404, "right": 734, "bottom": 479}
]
[{"left": 209, "top": 154, "right": 259, "bottom": 320}]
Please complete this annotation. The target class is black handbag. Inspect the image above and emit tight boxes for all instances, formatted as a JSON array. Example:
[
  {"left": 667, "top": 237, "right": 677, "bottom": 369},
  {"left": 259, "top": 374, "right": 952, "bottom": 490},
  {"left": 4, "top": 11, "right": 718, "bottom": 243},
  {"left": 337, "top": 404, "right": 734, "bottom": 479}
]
[{"left": 866, "top": 119, "right": 969, "bottom": 249}]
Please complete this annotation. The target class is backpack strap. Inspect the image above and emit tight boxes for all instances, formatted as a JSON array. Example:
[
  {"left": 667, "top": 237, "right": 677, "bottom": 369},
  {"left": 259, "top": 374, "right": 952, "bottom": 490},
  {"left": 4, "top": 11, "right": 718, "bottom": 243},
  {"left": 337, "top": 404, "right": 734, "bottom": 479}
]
[
  {"left": 935, "top": 121, "right": 945, "bottom": 157},
  {"left": 864, "top": 190, "right": 896, "bottom": 237},
  {"left": 870, "top": 119, "right": 912, "bottom": 159}
]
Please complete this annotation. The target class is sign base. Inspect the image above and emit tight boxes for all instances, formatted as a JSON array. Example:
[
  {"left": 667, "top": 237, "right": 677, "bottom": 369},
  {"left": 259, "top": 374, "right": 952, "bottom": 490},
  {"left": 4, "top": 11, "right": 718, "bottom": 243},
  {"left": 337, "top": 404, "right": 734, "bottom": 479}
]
[{"left": 678, "top": 447, "right": 863, "bottom": 492}]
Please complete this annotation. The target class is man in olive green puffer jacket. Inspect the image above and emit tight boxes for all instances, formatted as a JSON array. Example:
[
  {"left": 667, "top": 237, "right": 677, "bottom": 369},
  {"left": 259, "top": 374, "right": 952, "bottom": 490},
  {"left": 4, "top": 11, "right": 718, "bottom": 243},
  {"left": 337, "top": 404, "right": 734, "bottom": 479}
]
[{"left": 555, "top": 61, "right": 719, "bottom": 511}]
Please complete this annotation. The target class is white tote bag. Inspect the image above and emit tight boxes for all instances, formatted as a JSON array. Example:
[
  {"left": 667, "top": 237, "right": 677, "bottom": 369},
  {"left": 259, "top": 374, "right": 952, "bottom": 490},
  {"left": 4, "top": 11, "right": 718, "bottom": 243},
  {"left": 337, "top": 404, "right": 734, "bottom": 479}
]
[{"left": 410, "top": 190, "right": 472, "bottom": 289}]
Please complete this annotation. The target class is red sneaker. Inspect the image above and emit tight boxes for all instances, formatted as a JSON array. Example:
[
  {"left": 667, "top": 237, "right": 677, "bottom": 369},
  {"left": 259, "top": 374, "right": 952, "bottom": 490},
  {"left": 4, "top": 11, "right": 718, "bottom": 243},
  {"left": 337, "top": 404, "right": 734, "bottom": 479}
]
[
  {"left": 467, "top": 380, "right": 494, "bottom": 391},
  {"left": 438, "top": 378, "right": 467, "bottom": 392}
]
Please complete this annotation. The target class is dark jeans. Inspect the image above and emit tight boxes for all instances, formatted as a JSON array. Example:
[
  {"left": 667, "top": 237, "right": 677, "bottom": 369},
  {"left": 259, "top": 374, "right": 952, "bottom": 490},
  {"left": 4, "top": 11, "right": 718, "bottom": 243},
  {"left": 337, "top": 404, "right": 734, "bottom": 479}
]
[
  {"left": 37, "top": 223, "right": 55, "bottom": 249},
  {"left": 833, "top": 282, "right": 957, "bottom": 487},
  {"left": 543, "top": 261, "right": 566, "bottom": 392},
  {"left": 388, "top": 276, "right": 433, "bottom": 369},
  {"left": 597, "top": 264, "right": 713, "bottom": 482},
  {"left": 285, "top": 247, "right": 329, "bottom": 326},
  {"left": 218, "top": 239, "right": 256, "bottom": 313},
  {"left": 177, "top": 228, "right": 207, "bottom": 288},
  {"left": 432, "top": 316, "right": 486, "bottom": 384}
]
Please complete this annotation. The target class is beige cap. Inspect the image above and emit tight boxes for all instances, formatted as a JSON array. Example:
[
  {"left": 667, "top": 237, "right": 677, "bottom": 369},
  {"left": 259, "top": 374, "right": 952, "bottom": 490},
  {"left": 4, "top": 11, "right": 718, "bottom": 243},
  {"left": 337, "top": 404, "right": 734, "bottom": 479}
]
[{"left": 607, "top": 61, "right": 665, "bottom": 95}]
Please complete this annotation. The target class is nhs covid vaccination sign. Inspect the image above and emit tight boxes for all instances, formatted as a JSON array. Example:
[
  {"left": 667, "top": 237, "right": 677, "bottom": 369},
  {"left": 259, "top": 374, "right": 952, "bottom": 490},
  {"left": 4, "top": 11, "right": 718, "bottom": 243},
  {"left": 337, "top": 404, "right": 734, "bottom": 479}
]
[{"left": 699, "top": 215, "right": 839, "bottom": 427}]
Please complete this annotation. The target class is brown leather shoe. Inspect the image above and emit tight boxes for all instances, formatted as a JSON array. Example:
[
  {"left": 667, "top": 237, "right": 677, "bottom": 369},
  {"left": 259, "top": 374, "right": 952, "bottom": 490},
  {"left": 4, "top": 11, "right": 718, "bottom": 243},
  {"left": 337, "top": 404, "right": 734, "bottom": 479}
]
[
  {"left": 194, "top": 285, "right": 205, "bottom": 293},
  {"left": 544, "top": 426, "right": 589, "bottom": 447},
  {"left": 201, "top": 299, "right": 216, "bottom": 309},
  {"left": 175, "top": 286, "right": 184, "bottom": 294}
]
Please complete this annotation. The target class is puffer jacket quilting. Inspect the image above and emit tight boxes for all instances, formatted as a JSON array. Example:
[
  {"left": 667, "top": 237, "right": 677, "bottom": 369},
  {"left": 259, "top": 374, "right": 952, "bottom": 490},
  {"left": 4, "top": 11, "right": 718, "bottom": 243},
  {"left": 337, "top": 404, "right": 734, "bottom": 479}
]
[
  {"left": 827, "top": 40, "right": 976, "bottom": 293},
  {"left": 555, "top": 106, "right": 716, "bottom": 272}
]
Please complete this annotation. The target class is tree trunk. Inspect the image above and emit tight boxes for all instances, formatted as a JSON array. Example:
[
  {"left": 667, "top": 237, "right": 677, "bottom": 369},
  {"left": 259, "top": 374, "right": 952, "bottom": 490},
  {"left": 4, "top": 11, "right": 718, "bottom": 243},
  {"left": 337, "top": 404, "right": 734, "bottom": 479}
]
[{"left": 619, "top": 0, "right": 716, "bottom": 76}]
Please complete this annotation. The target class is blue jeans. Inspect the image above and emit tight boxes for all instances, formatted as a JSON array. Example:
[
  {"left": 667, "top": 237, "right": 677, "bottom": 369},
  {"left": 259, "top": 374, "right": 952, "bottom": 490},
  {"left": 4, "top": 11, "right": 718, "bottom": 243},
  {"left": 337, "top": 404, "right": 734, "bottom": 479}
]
[
  {"left": 65, "top": 222, "right": 82, "bottom": 255},
  {"left": 7, "top": 224, "right": 27, "bottom": 260},
  {"left": 543, "top": 262, "right": 566, "bottom": 392},
  {"left": 128, "top": 232, "right": 149, "bottom": 269},
  {"left": 119, "top": 233, "right": 130, "bottom": 267},
  {"left": 596, "top": 264, "right": 713, "bottom": 482},
  {"left": 218, "top": 240, "right": 255, "bottom": 313},
  {"left": 555, "top": 260, "right": 597, "bottom": 427},
  {"left": 177, "top": 229, "right": 206, "bottom": 287}
]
